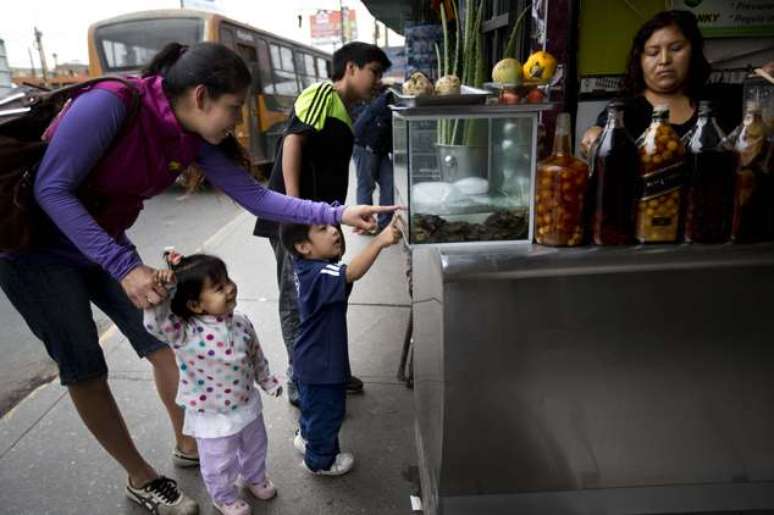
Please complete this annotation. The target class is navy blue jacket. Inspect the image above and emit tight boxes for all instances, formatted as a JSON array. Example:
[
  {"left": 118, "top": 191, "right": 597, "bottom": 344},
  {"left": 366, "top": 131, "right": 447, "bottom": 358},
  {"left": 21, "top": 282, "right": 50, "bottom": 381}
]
[
  {"left": 352, "top": 90, "right": 393, "bottom": 156},
  {"left": 292, "top": 258, "right": 353, "bottom": 384}
]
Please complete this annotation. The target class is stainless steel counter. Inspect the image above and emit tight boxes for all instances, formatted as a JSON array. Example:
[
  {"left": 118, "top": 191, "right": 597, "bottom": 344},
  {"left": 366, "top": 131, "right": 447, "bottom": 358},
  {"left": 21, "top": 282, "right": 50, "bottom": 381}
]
[{"left": 412, "top": 242, "right": 774, "bottom": 515}]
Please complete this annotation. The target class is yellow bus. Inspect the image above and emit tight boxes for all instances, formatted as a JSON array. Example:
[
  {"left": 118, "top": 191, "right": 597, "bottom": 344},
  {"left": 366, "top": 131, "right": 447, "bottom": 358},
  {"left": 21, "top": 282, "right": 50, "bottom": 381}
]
[{"left": 88, "top": 9, "right": 332, "bottom": 172}]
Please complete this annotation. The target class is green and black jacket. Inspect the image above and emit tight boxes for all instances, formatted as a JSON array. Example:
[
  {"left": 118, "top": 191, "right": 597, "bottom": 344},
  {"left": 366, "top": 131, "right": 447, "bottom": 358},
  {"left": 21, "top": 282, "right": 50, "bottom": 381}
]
[{"left": 254, "top": 82, "right": 353, "bottom": 238}]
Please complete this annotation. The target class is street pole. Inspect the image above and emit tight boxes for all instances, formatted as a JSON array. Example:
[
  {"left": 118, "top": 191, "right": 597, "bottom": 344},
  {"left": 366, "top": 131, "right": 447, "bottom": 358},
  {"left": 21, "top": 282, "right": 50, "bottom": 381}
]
[
  {"left": 33, "top": 27, "right": 48, "bottom": 86},
  {"left": 27, "top": 47, "right": 36, "bottom": 78},
  {"left": 339, "top": 0, "right": 346, "bottom": 46}
]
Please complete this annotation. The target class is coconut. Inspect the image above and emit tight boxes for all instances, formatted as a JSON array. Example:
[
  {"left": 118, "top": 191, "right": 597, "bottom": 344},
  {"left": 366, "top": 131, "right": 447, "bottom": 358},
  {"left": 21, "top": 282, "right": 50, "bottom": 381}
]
[
  {"left": 401, "top": 72, "right": 434, "bottom": 96},
  {"left": 434, "top": 74, "right": 461, "bottom": 95}
]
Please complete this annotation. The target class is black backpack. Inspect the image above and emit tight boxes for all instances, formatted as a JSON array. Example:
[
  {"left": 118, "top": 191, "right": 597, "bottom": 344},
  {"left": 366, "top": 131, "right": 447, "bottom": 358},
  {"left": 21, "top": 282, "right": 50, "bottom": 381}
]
[{"left": 0, "top": 77, "right": 139, "bottom": 252}]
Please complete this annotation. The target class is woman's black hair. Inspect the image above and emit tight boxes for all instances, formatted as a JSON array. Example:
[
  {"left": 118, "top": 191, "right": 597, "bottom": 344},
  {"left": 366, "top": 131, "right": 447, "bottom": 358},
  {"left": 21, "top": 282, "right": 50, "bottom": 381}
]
[
  {"left": 166, "top": 253, "right": 229, "bottom": 319},
  {"left": 332, "top": 42, "right": 392, "bottom": 81},
  {"left": 143, "top": 42, "right": 252, "bottom": 168},
  {"left": 622, "top": 10, "right": 711, "bottom": 99}
]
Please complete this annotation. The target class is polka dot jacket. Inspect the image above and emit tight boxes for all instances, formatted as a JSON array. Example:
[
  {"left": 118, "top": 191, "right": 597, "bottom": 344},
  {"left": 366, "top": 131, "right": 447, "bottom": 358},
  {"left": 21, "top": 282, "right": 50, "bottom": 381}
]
[{"left": 143, "top": 296, "right": 280, "bottom": 417}]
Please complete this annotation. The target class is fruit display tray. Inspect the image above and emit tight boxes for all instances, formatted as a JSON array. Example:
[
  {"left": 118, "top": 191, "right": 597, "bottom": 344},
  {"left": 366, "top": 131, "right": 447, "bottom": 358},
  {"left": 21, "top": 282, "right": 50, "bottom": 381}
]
[{"left": 389, "top": 85, "right": 492, "bottom": 108}]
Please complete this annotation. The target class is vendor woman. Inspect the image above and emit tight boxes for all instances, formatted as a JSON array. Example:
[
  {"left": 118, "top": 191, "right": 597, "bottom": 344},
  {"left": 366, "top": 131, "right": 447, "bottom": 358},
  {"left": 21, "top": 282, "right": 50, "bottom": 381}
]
[{"left": 581, "top": 10, "right": 740, "bottom": 154}]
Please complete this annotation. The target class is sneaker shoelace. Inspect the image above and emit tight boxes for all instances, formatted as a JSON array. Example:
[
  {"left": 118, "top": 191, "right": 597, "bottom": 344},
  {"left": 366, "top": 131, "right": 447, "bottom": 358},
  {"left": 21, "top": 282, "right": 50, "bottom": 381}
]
[{"left": 144, "top": 476, "right": 181, "bottom": 504}]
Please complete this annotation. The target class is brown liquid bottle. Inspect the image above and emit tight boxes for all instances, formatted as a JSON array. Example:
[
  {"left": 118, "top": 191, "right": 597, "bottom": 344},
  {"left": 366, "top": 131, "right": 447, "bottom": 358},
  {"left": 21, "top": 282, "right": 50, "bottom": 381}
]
[
  {"left": 534, "top": 113, "right": 589, "bottom": 246},
  {"left": 731, "top": 101, "right": 773, "bottom": 243},
  {"left": 635, "top": 105, "right": 686, "bottom": 243},
  {"left": 683, "top": 101, "right": 738, "bottom": 243},
  {"left": 592, "top": 100, "right": 639, "bottom": 245}
]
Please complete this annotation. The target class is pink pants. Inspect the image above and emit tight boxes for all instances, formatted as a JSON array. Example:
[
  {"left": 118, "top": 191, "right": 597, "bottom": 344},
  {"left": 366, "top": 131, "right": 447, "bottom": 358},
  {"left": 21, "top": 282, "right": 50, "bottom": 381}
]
[{"left": 197, "top": 415, "right": 268, "bottom": 504}]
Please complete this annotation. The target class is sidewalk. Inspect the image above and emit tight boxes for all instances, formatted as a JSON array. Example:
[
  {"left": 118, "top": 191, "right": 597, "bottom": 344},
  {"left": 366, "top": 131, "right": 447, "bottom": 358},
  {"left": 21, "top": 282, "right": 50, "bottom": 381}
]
[{"left": 0, "top": 210, "right": 416, "bottom": 515}]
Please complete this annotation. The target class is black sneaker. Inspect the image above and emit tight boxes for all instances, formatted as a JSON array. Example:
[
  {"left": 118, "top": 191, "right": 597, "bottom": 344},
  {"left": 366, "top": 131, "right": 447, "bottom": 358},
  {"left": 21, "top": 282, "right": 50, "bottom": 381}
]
[
  {"left": 346, "top": 375, "right": 364, "bottom": 394},
  {"left": 125, "top": 476, "right": 199, "bottom": 515}
]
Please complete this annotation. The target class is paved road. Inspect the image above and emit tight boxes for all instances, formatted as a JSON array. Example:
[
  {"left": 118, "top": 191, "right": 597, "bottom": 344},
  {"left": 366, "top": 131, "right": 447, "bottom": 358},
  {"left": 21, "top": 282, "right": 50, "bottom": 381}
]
[{"left": 0, "top": 188, "right": 244, "bottom": 416}]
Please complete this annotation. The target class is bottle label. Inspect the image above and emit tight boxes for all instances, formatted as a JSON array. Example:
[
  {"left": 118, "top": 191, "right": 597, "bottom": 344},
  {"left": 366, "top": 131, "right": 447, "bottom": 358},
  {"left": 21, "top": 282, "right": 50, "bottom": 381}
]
[
  {"left": 640, "top": 161, "right": 685, "bottom": 200},
  {"left": 636, "top": 160, "right": 685, "bottom": 242}
]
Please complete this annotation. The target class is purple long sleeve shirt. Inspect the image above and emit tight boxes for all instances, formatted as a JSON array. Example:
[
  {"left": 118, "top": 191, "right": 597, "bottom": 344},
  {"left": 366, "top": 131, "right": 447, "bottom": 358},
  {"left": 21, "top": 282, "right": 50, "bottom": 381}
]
[{"left": 27, "top": 89, "right": 344, "bottom": 280}]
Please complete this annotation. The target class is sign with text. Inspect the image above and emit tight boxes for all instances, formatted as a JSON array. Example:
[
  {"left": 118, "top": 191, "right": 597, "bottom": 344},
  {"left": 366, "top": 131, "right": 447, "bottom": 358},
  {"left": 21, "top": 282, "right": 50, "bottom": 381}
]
[
  {"left": 182, "top": 0, "right": 222, "bottom": 13},
  {"left": 679, "top": 0, "right": 774, "bottom": 37},
  {"left": 310, "top": 9, "right": 358, "bottom": 45}
]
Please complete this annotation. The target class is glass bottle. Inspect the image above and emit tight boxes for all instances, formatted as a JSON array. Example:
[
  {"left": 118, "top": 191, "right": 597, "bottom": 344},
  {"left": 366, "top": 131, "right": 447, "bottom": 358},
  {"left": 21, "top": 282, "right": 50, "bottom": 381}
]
[
  {"left": 591, "top": 99, "right": 639, "bottom": 245},
  {"left": 534, "top": 113, "right": 589, "bottom": 246},
  {"left": 731, "top": 101, "right": 773, "bottom": 243},
  {"left": 635, "top": 105, "right": 686, "bottom": 243},
  {"left": 683, "top": 101, "right": 738, "bottom": 243}
]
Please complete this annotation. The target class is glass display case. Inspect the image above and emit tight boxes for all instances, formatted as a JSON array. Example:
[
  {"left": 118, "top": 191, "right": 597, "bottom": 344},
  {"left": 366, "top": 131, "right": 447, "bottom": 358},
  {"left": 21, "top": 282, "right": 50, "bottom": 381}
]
[{"left": 392, "top": 104, "right": 550, "bottom": 244}]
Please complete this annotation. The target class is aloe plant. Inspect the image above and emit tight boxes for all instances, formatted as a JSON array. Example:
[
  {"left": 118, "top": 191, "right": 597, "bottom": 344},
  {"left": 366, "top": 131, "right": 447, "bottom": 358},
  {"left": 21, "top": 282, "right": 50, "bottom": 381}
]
[
  {"left": 438, "top": 0, "right": 484, "bottom": 146},
  {"left": 437, "top": 0, "right": 525, "bottom": 147},
  {"left": 503, "top": 4, "right": 532, "bottom": 59}
]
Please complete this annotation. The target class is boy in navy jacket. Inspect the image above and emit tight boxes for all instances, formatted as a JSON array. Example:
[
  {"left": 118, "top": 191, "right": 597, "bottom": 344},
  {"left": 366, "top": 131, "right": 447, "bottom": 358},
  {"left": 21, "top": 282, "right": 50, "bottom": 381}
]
[{"left": 279, "top": 219, "right": 400, "bottom": 475}]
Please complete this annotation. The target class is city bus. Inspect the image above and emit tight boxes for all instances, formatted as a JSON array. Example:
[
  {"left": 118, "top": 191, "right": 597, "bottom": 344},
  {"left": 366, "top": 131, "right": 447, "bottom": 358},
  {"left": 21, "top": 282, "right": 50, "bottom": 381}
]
[{"left": 88, "top": 9, "right": 332, "bottom": 173}]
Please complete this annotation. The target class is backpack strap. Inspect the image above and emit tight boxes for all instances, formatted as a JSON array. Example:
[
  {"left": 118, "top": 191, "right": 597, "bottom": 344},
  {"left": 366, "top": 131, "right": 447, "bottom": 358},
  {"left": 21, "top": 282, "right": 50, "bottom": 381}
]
[
  {"left": 41, "top": 76, "right": 141, "bottom": 143},
  {"left": 82, "top": 77, "right": 141, "bottom": 120}
]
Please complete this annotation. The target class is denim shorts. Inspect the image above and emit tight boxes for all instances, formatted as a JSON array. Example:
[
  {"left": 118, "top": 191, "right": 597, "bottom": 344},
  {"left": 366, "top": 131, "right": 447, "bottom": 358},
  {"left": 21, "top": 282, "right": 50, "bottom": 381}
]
[{"left": 0, "top": 257, "right": 166, "bottom": 385}]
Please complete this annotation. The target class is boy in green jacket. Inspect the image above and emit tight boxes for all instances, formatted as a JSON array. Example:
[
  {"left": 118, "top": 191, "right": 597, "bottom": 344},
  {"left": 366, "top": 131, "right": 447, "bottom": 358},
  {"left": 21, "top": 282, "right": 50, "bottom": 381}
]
[{"left": 254, "top": 42, "right": 391, "bottom": 406}]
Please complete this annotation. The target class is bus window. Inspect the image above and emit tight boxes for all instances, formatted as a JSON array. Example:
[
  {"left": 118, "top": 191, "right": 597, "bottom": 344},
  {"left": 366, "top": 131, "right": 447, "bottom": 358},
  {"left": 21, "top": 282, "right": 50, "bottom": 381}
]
[
  {"left": 94, "top": 17, "right": 203, "bottom": 72},
  {"left": 270, "top": 45, "right": 281, "bottom": 70},
  {"left": 270, "top": 44, "right": 298, "bottom": 96},
  {"left": 317, "top": 57, "right": 329, "bottom": 79},
  {"left": 301, "top": 53, "right": 317, "bottom": 87},
  {"left": 280, "top": 47, "right": 294, "bottom": 72},
  {"left": 294, "top": 51, "right": 316, "bottom": 88},
  {"left": 236, "top": 44, "right": 257, "bottom": 65},
  {"left": 256, "top": 39, "right": 274, "bottom": 94},
  {"left": 304, "top": 54, "right": 315, "bottom": 75},
  {"left": 236, "top": 42, "right": 260, "bottom": 90},
  {"left": 220, "top": 26, "right": 236, "bottom": 49}
]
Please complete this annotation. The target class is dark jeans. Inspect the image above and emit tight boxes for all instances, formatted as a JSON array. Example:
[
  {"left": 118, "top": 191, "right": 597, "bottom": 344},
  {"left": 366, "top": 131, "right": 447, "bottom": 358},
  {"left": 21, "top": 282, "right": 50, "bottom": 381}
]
[
  {"left": 353, "top": 145, "right": 394, "bottom": 229},
  {"left": 0, "top": 258, "right": 166, "bottom": 385},
  {"left": 297, "top": 382, "right": 347, "bottom": 471},
  {"left": 269, "top": 237, "right": 300, "bottom": 386}
]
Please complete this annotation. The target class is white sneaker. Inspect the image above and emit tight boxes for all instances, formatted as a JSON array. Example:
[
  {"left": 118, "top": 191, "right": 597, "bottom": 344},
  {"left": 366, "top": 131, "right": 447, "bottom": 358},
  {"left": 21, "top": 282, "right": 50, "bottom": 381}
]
[
  {"left": 212, "top": 498, "right": 250, "bottom": 515},
  {"left": 302, "top": 452, "right": 355, "bottom": 476},
  {"left": 247, "top": 478, "right": 277, "bottom": 501},
  {"left": 293, "top": 431, "right": 306, "bottom": 455}
]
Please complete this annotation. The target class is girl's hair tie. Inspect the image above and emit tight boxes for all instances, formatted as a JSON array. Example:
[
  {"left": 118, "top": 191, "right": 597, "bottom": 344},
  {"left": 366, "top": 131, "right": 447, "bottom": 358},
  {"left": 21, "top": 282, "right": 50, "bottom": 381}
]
[{"left": 163, "top": 246, "right": 184, "bottom": 268}]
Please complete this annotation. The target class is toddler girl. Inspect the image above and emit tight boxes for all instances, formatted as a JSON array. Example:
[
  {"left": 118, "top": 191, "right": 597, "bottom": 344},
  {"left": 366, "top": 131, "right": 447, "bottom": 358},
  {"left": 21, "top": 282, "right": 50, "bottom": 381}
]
[{"left": 144, "top": 248, "right": 281, "bottom": 515}]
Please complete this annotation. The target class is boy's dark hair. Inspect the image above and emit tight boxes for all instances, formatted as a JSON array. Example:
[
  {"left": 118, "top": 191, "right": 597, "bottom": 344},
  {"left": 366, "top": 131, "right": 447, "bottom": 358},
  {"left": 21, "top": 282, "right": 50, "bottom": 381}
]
[
  {"left": 622, "top": 10, "right": 710, "bottom": 99},
  {"left": 331, "top": 42, "right": 391, "bottom": 81},
  {"left": 143, "top": 42, "right": 251, "bottom": 168},
  {"left": 279, "top": 223, "right": 347, "bottom": 259},
  {"left": 166, "top": 253, "right": 229, "bottom": 319},
  {"left": 279, "top": 223, "right": 312, "bottom": 259}
]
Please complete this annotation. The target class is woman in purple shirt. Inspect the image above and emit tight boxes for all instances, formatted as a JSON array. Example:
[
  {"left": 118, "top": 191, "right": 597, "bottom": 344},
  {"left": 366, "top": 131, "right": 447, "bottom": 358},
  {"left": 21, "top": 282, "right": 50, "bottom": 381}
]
[{"left": 0, "top": 42, "right": 395, "bottom": 515}]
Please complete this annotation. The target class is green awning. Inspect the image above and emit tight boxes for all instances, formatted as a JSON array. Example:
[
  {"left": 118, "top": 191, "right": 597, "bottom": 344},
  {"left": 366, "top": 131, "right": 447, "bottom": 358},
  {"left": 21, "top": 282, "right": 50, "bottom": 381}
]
[{"left": 361, "top": 0, "right": 418, "bottom": 36}]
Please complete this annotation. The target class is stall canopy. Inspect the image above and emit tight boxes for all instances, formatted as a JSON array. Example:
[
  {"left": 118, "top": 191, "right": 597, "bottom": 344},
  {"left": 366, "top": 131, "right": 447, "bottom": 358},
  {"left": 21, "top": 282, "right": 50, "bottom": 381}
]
[{"left": 361, "top": 0, "right": 416, "bottom": 35}]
